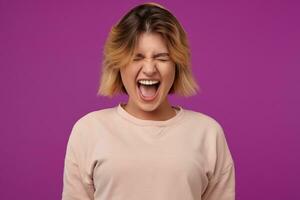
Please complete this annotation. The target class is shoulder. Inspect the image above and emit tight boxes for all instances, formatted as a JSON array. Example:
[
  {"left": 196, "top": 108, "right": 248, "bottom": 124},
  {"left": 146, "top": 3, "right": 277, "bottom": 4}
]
[
  {"left": 67, "top": 106, "right": 117, "bottom": 143},
  {"left": 181, "top": 108, "right": 228, "bottom": 142},
  {"left": 182, "top": 108, "right": 224, "bottom": 132},
  {"left": 71, "top": 106, "right": 116, "bottom": 131},
  {"left": 183, "top": 108, "right": 234, "bottom": 165}
]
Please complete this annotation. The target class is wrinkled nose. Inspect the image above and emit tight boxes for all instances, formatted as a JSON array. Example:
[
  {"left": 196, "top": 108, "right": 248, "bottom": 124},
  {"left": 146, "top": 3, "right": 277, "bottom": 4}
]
[{"left": 141, "top": 59, "right": 158, "bottom": 76}]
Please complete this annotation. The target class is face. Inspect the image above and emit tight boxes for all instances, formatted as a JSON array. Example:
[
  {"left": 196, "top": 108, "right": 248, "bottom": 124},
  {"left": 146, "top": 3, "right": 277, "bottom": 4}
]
[{"left": 120, "top": 32, "right": 176, "bottom": 117}]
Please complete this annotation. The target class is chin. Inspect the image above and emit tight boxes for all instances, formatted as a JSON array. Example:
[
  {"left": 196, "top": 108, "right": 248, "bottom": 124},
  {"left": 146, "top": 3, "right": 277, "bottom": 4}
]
[{"left": 137, "top": 101, "right": 161, "bottom": 112}]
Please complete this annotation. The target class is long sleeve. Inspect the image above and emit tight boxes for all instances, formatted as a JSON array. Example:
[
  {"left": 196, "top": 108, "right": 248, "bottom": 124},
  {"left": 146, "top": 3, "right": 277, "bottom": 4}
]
[
  {"left": 61, "top": 104, "right": 235, "bottom": 200},
  {"left": 202, "top": 124, "right": 236, "bottom": 200},
  {"left": 202, "top": 163, "right": 235, "bottom": 200},
  {"left": 62, "top": 123, "right": 95, "bottom": 200}
]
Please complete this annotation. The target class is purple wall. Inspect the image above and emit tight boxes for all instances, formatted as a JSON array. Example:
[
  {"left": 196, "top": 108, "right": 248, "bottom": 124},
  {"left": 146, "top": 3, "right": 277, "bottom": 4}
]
[{"left": 1, "top": 0, "right": 299, "bottom": 199}]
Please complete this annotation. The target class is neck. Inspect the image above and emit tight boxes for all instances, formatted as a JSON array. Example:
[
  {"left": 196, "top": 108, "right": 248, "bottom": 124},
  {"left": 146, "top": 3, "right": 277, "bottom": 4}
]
[{"left": 122, "top": 99, "right": 176, "bottom": 121}]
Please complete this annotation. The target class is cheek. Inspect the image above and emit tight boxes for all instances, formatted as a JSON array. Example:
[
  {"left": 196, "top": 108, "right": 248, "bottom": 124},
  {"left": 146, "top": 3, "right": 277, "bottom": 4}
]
[
  {"left": 119, "top": 68, "right": 130, "bottom": 89},
  {"left": 120, "top": 67, "right": 137, "bottom": 90},
  {"left": 163, "top": 64, "right": 176, "bottom": 85}
]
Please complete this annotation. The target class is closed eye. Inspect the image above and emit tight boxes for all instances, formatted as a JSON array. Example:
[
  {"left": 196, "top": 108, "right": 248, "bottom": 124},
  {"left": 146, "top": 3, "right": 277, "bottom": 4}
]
[
  {"left": 156, "top": 57, "right": 171, "bottom": 62},
  {"left": 132, "top": 56, "right": 169, "bottom": 62},
  {"left": 133, "top": 58, "right": 142, "bottom": 61}
]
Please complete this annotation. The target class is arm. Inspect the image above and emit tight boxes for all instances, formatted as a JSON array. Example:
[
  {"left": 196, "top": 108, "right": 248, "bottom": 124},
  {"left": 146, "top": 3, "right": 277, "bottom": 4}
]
[
  {"left": 202, "top": 163, "right": 235, "bottom": 200},
  {"left": 202, "top": 124, "right": 236, "bottom": 200},
  {"left": 62, "top": 123, "right": 95, "bottom": 200}
]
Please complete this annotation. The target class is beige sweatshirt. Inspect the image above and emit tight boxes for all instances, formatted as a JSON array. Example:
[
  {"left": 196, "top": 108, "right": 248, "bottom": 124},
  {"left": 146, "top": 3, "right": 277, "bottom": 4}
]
[{"left": 62, "top": 103, "right": 235, "bottom": 200}]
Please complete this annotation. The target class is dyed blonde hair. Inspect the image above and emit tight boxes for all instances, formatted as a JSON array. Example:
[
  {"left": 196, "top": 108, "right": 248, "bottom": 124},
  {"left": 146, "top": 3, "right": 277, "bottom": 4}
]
[{"left": 97, "top": 2, "right": 199, "bottom": 97}]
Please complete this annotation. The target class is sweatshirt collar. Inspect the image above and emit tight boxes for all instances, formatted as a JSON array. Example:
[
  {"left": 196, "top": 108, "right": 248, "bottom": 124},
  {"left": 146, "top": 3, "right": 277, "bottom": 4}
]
[{"left": 116, "top": 103, "right": 184, "bottom": 127}]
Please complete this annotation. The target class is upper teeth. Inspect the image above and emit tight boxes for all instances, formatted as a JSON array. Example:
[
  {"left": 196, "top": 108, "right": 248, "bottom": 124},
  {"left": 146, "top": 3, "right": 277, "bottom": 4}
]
[{"left": 138, "top": 80, "right": 160, "bottom": 85}]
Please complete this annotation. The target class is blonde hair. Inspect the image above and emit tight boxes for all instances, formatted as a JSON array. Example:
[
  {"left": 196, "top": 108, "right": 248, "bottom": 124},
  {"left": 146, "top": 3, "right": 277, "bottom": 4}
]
[{"left": 97, "top": 2, "right": 199, "bottom": 97}]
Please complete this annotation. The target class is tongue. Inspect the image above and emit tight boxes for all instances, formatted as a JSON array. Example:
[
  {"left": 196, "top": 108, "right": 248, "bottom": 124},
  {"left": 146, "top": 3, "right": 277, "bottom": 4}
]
[{"left": 139, "top": 85, "right": 157, "bottom": 97}]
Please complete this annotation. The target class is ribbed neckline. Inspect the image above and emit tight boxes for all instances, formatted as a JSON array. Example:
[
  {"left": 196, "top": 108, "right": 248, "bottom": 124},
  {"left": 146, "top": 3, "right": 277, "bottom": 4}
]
[{"left": 116, "top": 103, "right": 184, "bottom": 127}]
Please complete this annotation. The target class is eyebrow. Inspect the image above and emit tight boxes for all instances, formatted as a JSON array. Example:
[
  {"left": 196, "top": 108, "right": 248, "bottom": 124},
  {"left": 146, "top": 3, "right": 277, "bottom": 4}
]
[{"left": 134, "top": 53, "right": 169, "bottom": 58}]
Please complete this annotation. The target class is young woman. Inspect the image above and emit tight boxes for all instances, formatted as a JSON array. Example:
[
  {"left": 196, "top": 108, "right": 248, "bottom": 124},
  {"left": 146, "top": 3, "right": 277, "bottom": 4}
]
[{"left": 62, "top": 3, "right": 235, "bottom": 200}]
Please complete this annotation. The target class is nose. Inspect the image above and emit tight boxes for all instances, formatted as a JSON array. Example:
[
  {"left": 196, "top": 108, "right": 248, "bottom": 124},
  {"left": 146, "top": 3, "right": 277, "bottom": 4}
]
[{"left": 141, "top": 58, "right": 158, "bottom": 76}]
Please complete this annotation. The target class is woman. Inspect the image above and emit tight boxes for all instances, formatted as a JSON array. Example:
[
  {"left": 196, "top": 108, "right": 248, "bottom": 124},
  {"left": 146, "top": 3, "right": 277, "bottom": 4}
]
[{"left": 62, "top": 3, "right": 235, "bottom": 200}]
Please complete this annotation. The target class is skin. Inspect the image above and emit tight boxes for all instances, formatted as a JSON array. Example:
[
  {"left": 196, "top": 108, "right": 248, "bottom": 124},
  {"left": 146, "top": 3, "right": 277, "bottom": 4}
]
[{"left": 120, "top": 32, "right": 177, "bottom": 121}]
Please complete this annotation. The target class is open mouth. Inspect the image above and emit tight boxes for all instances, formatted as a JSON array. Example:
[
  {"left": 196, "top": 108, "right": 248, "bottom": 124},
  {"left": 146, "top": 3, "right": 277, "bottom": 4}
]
[{"left": 136, "top": 80, "right": 161, "bottom": 101}]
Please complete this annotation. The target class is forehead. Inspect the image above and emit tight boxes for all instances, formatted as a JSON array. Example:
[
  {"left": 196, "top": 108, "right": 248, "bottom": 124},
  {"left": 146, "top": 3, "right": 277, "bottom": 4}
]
[{"left": 134, "top": 32, "right": 168, "bottom": 53}]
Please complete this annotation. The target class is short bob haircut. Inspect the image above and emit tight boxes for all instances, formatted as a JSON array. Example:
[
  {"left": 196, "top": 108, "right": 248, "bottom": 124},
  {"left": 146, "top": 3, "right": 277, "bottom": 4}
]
[{"left": 97, "top": 2, "right": 199, "bottom": 97}]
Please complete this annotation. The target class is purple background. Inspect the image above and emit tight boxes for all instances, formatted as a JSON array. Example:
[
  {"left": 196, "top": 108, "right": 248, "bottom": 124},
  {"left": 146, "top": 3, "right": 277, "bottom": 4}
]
[{"left": 1, "top": 0, "right": 299, "bottom": 199}]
